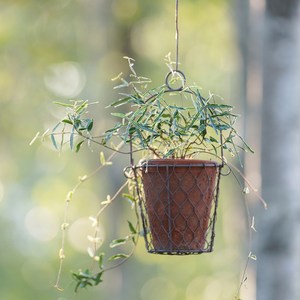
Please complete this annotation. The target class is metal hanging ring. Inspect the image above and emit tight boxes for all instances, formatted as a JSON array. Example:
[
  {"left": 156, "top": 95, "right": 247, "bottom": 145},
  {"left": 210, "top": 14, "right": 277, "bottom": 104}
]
[
  {"left": 220, "top": 163, "right": 231, "bottom": 176},
  {"left": 123, "top": 166, "right": 134, "bottom": 179},
  {"left": 165, "top": 70, "right": 186, "bottom": 91}
]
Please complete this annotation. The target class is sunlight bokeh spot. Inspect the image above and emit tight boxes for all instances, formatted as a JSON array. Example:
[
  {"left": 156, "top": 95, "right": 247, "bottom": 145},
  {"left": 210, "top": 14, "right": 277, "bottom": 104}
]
[
  {"left": 186, "top": 276, "right": 207, "bottom": 300},
  {"left": 25, "top": 207, "right": 59, "bottom": 241},
  {"left": 44, "top": 61, "right": 86, "bottom": 98},
  {"left": 131, "top": 18, "right": 170, "bottom": 60},
  {"left": 140, "top": 277, "right": 177, "bottom": 300},
  {"left": 203, "top": 278, "right": 223, "bottom": 300}
]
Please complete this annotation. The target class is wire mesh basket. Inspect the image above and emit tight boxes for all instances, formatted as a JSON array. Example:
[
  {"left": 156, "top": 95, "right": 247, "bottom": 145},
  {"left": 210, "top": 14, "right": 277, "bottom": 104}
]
[{"left": 137, "top": 159, "right": 222, "bottom": 255}]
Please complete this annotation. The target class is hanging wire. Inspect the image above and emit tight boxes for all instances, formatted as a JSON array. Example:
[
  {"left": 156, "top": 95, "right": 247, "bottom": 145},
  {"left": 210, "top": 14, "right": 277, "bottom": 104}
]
[
  {"left": 175, "top": 0, "right": 179, "bottom": 70},
  {"left": 165, "top": 0, "right": 186, "bottom": 91}
]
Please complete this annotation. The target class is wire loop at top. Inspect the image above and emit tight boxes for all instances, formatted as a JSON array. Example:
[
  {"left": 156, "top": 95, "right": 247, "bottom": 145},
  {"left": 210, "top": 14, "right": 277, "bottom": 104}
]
[{"left": 165, "top": 70, "right": 186, "bottom": 91}]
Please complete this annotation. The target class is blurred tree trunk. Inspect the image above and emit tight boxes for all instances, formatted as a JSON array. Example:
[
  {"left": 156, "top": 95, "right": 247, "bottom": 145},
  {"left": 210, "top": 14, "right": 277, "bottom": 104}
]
[
  {"left": 258, "top": 1, "right": 300, "bottom": 300},
  {"left": 233, "top": 2, "right": 263, "bottom": 299}
]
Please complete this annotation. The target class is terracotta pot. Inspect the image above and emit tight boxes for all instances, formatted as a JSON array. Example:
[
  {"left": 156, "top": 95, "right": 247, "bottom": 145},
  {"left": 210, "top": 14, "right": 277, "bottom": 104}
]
[{"left": 141, "top": 159, "right": 219, "bottom": 252}]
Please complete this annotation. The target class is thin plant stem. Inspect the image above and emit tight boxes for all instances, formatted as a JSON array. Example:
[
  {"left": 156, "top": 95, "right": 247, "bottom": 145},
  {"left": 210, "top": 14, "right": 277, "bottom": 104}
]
[{"left": 54, "top": 142, "right": 124, "bottom": 291}]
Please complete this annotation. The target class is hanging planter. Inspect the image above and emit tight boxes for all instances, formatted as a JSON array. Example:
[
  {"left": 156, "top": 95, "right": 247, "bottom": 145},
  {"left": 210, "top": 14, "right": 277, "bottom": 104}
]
[
  {"left": 118, "top": 71, "right": 227, "bottom": 255},
  {"left": 114, "top": 68, "right": 252, "bottom": 255},
  {"left": 140, "top": 159, "right": 222, "bottom": 254}
]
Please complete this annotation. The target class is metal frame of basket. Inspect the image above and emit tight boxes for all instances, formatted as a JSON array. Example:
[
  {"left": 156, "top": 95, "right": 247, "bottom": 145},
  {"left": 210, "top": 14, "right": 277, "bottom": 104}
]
[
  {"left": 137, "top": 159, "right": 223, "bottom": 255},
  {"left": 127, "top": 72, "right": 224, "bottom": 255}
]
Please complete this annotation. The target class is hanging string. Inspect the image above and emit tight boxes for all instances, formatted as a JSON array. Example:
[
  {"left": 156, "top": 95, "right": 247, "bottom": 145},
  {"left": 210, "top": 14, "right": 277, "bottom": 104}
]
[
  {"left": 165, "top": 0, "right": 186, "bottom": 91},
  {"left": 175, "top": 0, "right": 179, "bottom": 70}
]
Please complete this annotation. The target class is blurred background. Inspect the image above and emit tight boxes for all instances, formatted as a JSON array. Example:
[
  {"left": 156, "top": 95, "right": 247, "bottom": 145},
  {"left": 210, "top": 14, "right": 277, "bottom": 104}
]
[{"left": 0, "top": 0, "right": 299, "bottom": 300}]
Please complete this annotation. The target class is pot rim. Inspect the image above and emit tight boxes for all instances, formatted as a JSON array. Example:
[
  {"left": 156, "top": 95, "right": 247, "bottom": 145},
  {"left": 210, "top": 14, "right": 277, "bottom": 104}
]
[{"left": 141, "top": 158, "right": 222, "bottom": 168}]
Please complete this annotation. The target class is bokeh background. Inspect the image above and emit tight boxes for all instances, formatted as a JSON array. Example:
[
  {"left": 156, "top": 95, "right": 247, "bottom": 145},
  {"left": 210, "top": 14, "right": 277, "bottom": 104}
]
[{"left": 1, "top": 1, "right": 299, "bottom": 300}]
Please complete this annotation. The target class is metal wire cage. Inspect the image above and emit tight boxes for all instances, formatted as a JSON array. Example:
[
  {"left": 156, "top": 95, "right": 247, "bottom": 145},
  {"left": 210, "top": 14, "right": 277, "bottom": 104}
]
[
  {"left": 134, "top": 159, "right": 223, "bottom": 255},
  {"left": 127, "top": 70, "right": 225, "bottom": 255}
]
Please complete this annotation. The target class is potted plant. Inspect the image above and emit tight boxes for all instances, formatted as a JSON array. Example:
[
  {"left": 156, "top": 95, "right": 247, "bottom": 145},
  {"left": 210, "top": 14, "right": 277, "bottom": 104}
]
[
  {"left": 100, "top": 58, "right": 253, "bottom": 254},
  {"left": 34, "top": 57, "right": 257, "bottom": 291}
]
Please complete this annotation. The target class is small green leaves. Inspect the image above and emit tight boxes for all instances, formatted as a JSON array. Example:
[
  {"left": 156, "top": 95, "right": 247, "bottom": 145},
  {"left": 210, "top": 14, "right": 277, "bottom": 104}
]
[
  {"left": 111, "top": 112, "right": 127, "bottom": 118},
  {"left": 70, "top": 126, "right": 74, "bottom": 150},
  {"left": 109, "top": 238, "right": 128, "bottom": 248},
  {"left": 108, "top": 253, "right": 129, "bottom": 261},
  {"left": 61, "top": 119, "right": 73, "bottom": 125},
  {"left": 127, "top": 221, "right": 137, "bottom": 235},
  {"left": 108, "top": 96, "right": 131, "bottom": 108},
  {"left": 50, "top": 133, "right": 58, "bottom": 149},
  {"left": 72, "top": 269, "right": 103, "bottom": 292},
  {"left": 103, "top": 81, "right": 251, "bottom": 161},
  {"left": 75, "top": 140, "right": 84, "bottom": 153},
  {"left": 48, "top": 101, "right": 97, "bottom": 152},
  {"left": 50, "top": 122, "right": 62, "bottom": 150},
  {"left": 53, "top": 101, "right": 74, "bottom": 108},
  {"left": 122, "top": 193, "right": 136, "bottom": 204},
  {"left": 98, "top": 253, "right": 105, "bottom": 270}
]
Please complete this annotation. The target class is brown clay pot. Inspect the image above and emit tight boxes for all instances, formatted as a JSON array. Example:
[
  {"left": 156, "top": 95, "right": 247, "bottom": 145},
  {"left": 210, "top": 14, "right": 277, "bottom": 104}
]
[{"left": 141, "top": 159, "right": 219, "bottom": 252}]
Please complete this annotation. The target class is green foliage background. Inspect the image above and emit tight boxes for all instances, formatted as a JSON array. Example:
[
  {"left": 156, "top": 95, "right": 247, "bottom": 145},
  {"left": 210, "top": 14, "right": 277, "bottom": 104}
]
[{"left": 0, "top": 0, "right": 249, "bottom": 299}]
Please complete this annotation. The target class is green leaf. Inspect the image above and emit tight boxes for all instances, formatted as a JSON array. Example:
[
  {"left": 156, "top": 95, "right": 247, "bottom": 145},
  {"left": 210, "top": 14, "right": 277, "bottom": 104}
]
[
  {"left": 61, "top": 119, "right": 73, "bottom": 125},
  {"left": 111, "top": 112, "right": 127, "bottom": 118},
  {"left": 50, "top": 134, "right": 58, "bottom": 149},
  {"left": 113, "top": 78, "right": 129, "bottom": 89},
  {"left": 206, "top": 103, "right": 233, "bottom": 109},
  {"left": 127, "top": 221, "right": 137, "bottom": 234},
  {"left": 108, "top": 96, "right": 131, "bottom": 108},
  {"left": 53, "top": 101, "right": 74, "bottom": 108},
  {"left": 164, "top": 148, "right": 175, "bottom": 158},
  {"left": 169, "top": 105, "right": 186, "bottom": 110},
  {"left": 215, "top": 124, "right": 231, "bottom": 131},
  {"left": 52, "top": 121, "right": 62, "bottom": 133},
  {"left": 75, "top": 140, "right": 84, "bottom": 153},
  {"left": 108, "top": 253, "right": 129, "bottom": 261},
  {"left": 98, "top": 253, "right": 104, "bottom": 270},
  {"left": 73, "top": 119, "right": 81, "bottom": 130},
  {"left": 70, "top": 126, "right": 74, "bottom": 150},
  {"left": 75, "top": 100, "right": 88, "bottom": 114},
  {"left": 109, "top": 238, "right": 128, "bottom": 248},
  {"left": 105, "top": 122, "right": 122, "bottom": 133},
  {"left": 135, "top": 128, "right": 146, "bottom": 148},
  {"left": 207, "top": 136, "right": 219, "bottom": 143},
  {"left": 122, "top": 193, "right": 136, "bottom": 202},
  {"left": 198, "top": 124, "right": 206, "bottom": 134},
  {"left": 136, "top": 123, "right": 157, "bottom": 135},
  {"left": 93, "top": 272, "right": 103, "bottom": 285},
  {"left": 87, "top": 119, "right": 93, "bottom": 131},
  {"left": 208, "top": 115, "right": 218, "bottom": 134}
]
